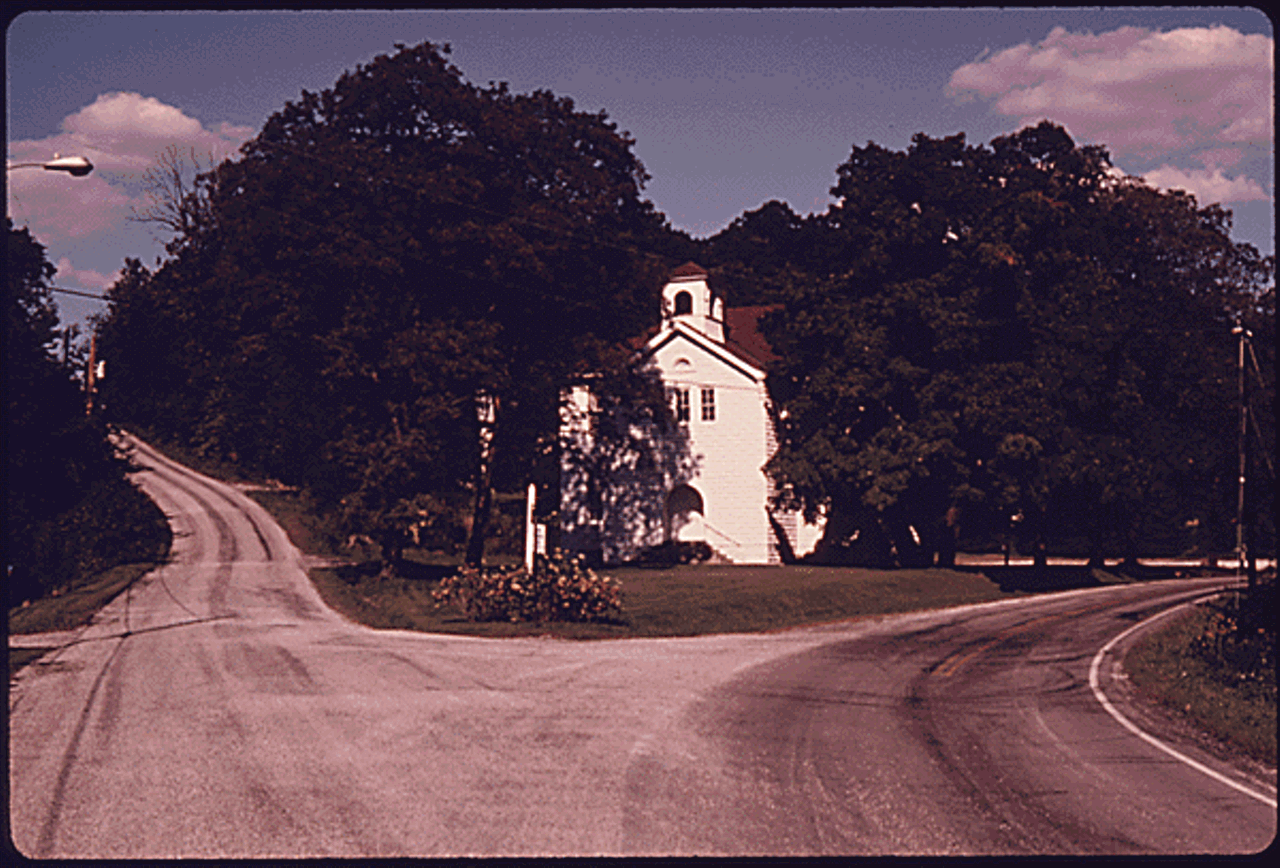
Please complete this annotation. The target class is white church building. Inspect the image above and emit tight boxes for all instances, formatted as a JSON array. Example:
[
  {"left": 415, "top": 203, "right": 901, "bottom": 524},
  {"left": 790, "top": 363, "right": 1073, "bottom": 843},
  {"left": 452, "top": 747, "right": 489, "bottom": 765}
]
[{"left": 559, "top": 262, "right": 821, "bottom": 565}]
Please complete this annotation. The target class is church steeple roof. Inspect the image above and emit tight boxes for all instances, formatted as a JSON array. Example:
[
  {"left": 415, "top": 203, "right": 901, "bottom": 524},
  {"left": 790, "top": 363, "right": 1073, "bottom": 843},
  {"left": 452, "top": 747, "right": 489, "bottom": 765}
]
[{"left": 670, "top": 261, "right": 708, "bottom": 280}]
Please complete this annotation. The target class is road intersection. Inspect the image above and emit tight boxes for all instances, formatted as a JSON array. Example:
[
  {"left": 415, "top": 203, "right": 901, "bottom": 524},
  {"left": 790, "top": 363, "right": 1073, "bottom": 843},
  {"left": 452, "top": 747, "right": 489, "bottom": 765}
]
[{"left": 8, "top": 435, "right": 1275, "bottom": 856}]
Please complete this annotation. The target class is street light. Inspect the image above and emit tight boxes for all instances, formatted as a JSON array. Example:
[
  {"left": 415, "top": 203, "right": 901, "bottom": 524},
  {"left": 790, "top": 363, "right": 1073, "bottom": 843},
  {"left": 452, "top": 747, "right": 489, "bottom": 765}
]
[{"left": 6, "top": 153, "right": 94, "bottom": 177}]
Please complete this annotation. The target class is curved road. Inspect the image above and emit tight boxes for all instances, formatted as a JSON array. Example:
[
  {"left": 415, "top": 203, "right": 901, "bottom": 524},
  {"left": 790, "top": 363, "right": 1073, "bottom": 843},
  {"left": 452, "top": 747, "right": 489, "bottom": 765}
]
[{"left": 8, "top": 436, "right": 1276, "bottom": 857}]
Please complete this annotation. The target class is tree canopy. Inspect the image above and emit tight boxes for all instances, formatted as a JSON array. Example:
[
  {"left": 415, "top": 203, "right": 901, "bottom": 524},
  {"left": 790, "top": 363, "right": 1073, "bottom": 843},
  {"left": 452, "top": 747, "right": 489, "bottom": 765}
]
[
  {"left": 98, "top": 42, "right": 680, "bottom": 570},
  {"left": 7, "top": 219, "right": 168, "bottom": 603},
  {"left": 95, "top": 46, "right": 1273, "bottom": 574},
  {"left": 756, "top": 123, "right": 1274, "bottom": 566}
]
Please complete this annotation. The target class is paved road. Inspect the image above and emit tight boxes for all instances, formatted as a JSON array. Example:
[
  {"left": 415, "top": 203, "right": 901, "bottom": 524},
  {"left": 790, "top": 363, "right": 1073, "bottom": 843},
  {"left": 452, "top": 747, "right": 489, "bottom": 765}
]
[{"left": 8, "top": 436, "right": 1275, "bottom": 857}]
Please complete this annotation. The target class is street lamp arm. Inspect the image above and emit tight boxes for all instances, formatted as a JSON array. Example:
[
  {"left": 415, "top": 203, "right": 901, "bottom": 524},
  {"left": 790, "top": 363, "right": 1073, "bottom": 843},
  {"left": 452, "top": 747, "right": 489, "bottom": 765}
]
[{"left": 6, "top": 154, "right": 94, "bottom": 177}]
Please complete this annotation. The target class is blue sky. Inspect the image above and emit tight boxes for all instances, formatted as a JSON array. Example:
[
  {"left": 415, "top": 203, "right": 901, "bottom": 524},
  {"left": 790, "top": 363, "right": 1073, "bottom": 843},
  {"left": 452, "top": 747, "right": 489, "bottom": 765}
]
[{"left": 6, "top": 8, "right": 1274, "bottom": 330}]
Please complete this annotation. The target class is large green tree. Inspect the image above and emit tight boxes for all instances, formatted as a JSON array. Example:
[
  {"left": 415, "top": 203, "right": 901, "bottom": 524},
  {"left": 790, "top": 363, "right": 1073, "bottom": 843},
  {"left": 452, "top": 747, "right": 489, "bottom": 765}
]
[
  {"left": 698, "top": 199, "right": 838, "bottom": 306},
  {"left": 6, "top": 218, "right": 86, "bottom": 545},
  {"left": 762, "top": 123, "right": 1274, "bottom": 567},
  {"left": 6, "top": 220, "right": 167, "bottom": 603},
  {"left": 98, "top": 42, "right": 676, "bottom": 572}
]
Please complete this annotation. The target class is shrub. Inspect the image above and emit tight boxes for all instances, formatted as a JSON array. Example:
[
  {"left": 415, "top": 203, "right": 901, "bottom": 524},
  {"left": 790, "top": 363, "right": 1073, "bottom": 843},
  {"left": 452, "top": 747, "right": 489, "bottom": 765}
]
[
  {"left": 1189, "top": 583, "right": 1276, "bottom": 699},
  {"left": 8, "top": 474, "right": 170, "bottom": 607},
  {"left": 633, "top": 540, "right": 712, "bottom": 566},
  {"left": 432, "top": 549, "right": 623, "bottom": 623}
]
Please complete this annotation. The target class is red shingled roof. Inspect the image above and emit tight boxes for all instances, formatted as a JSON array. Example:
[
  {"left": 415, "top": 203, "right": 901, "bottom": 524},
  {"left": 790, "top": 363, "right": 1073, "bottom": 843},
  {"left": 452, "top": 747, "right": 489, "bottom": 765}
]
[
  {"left": 723, "top": 304, "right": 780, "bottom": 369},
  {"left": 669, "top": 261, "right": 708, "bottom": 279},
  {"left": 624, "top": 264, "right": 779, "bottom": 370}
]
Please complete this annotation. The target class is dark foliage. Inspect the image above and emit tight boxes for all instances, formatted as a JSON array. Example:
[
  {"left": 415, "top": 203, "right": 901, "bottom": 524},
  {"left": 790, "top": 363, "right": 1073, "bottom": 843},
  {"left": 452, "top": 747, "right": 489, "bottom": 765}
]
[
  {"left": 96, "top": 42, "right": 686, "bottom": 572},
  {"left": 6, "top": 219, "right": 170, "bottom": 605},
  {"left": 1192, "top": 582, "right": 1276, "bottom": 696},
  {"left": 751, "top": 124, "right": 1274, "bottom": 566}
]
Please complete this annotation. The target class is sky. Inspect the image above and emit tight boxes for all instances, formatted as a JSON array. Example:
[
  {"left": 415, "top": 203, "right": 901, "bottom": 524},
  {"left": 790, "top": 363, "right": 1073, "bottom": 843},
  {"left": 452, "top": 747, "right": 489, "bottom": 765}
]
[{"left": 6, "top": 8, "right": 1274, "bottom": 331}]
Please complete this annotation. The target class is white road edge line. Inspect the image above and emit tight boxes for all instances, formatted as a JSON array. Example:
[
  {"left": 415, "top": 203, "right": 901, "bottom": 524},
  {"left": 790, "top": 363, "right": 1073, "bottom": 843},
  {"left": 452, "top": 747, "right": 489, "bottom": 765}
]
[{"left": 1088, "top": 592, "right": 1277, "bottom": 809}]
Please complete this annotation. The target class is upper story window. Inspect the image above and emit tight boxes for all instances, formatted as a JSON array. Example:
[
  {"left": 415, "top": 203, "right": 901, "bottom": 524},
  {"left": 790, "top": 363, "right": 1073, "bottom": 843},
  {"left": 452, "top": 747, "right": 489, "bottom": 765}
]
[
  {"left": 673, "top": 290, "right": 693, "bottom": 316},
  {"left": 672, "top": 388, "right": 690, "bottom": 423},
  {"left": 700, "top": 388, "right": 716, "bottom": 422}
]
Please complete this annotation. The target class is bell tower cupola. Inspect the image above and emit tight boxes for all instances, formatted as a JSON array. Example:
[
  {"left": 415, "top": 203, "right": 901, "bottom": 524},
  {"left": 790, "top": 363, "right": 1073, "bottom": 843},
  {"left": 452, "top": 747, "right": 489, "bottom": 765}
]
[{"left": 662, "top": 262, "right": 724, "bottom": 342}]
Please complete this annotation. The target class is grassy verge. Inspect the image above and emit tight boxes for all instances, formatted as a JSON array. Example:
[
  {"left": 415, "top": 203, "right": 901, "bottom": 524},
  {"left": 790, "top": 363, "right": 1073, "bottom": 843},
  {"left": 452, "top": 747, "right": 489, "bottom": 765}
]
[
  {"left": 7, "top": 561, "right": 164, "bottom": 680},
  {"left": 8, "top": 562, "right": 159, "bottom": 636},
  {"left": 248, "top": 489, "right": 345, "bottom": 558},
  {"left": 8, "top": 646, "right": 54, "bottom": 680},
  {"left": 243, "top": 488, "right": 1158, "bottom": 640},
  {"left": 1125, "top": 587, "right": 1276, "bottom": 765},
  {"left": 307, "top": 561, "right": 1023, "bottom": 639}
]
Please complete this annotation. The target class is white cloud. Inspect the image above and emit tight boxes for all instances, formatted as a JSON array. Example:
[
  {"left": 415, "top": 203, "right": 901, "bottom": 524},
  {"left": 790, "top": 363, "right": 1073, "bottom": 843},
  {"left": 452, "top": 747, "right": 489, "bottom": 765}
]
[
  {"left": 1140, "top": 164, "right": 1268, "bottom": 205},
  {"left": 11, "top": 91, "right": 255, "bottom": 176},
  {"left": 7, "top": 170, "right": 135, "bottom": 240},
  {"left": 7, "top": 92, "right": 254, "bottom": 248},
  {"left": 947, "top": 25, "right": 1273, "bottom": 161},
  {"left": 53, "top": 257, "right": 118, "bottom": 292}
]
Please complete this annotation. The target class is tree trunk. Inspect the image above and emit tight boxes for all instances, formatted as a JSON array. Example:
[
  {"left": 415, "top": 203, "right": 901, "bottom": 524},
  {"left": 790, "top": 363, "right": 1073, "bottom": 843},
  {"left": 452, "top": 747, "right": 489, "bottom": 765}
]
[
  {"left": 380, "top": 534, "right": 405, "bottom": 579},
  {"left": 465, "top": 391, "right": 498, "bottom": 568},
  {"left": 465, "top": 478, "right": 493, "bottom": 568},
  {"left": 936, "top": 505, "right": 960, "bottom": 568}
]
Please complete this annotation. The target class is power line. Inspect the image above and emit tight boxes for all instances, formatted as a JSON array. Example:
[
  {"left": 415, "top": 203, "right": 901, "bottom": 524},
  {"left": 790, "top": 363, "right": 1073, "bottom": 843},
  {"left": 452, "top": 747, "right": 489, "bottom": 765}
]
[{"left": 50, "top": 286, "right": 108, "bottom": 301}]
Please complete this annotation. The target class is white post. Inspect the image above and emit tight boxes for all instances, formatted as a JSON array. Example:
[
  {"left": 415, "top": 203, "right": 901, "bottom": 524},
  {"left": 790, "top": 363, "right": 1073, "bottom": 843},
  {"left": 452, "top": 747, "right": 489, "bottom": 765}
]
[{"left": 525, "top": 482, "right": 537, "bottom": 574}]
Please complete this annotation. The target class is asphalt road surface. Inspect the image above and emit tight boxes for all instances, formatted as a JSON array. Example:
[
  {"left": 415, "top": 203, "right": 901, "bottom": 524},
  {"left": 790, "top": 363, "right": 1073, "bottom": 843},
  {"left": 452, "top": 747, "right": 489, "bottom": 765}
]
[{"left": 8, "top": 435, "right": 1276, "bottom": 857}]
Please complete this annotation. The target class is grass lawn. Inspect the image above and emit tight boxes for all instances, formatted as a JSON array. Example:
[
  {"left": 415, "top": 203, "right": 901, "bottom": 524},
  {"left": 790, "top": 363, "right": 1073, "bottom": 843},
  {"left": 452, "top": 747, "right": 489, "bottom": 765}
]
[
  {"left": 7, "top": 561, "right": 163, "bottom": 680},
  {"left": 1125, "top": 592, "right": 1276, "bottom": 765},
  {"left": 8, "top": 562, "right": 158, "bottom": 636},
  {"left": 240, "top": 482, "right": 1161, "bottom": 640},
  {"left": 243, "top": 482, "right": 1159, "bottom": 641},
  {"left": 308, "top": 560, "right": 1030, "bottom": 639}
]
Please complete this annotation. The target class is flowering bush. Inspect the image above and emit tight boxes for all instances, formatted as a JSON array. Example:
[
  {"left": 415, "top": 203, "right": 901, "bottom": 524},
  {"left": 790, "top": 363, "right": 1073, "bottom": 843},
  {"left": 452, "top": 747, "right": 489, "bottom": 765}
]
[
  {"left": 1190, "top": 584, "right": 1275, "bottom": 696},
  {"left": 432, "top": 549, "right": 623, "bottom": 623}
]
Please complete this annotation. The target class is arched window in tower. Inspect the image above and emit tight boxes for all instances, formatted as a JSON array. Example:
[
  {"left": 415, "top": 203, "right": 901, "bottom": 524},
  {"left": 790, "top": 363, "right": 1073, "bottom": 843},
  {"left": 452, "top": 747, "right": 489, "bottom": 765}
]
[{"left": 673, "top": 290, "right": 693, "bottom": 316}]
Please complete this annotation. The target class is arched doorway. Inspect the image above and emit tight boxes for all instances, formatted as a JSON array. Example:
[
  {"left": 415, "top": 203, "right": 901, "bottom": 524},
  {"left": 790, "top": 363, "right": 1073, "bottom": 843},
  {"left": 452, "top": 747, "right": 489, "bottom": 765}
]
[{"left": 666, "top": 484, "right": 705, "bottom": 543}]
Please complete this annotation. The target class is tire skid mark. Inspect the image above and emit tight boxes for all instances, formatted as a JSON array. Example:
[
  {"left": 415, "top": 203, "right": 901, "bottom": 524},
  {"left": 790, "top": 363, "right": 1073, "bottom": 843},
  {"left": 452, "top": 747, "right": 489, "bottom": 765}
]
[
  {"left": 903, "top": 612, "right": 1158, "bottom": 855},
  {"left": 26, "top": 435, "right": 354, "bottom": 856},
  {"left": 93, "top": 639, "right": 132, "bottom": 752},
  {"left": 127, "top": 436, "right": 276, "bottom": 562},
  {"left": 931, "top": 599, "right": 1119, "bottom": 679},
  {"left": 139, "top": 463, "right": 239, "bottom": 613},
  {"left": 904, "top": 667, "right": 1069, "bottom": 853},
  {"left": 198, "top": 638, "right": 329, "bottom": 853},
  {"left": 144, "top": 463, "right": 239, "bottom": 562},
  {"left": 225, "top": 641, "right": 319, "bottom": 695},
  {"left": 34, "top": 637, "right": 127, "bottom": 857},
  {"left": 125, "top": 435, "right": 326, "bottom": 626},
  {"left": 198, "top": 479, "right": 274, "bottom": 562},
  {"left": 147, "top": 559, "right": 206, "bottom": 622}
]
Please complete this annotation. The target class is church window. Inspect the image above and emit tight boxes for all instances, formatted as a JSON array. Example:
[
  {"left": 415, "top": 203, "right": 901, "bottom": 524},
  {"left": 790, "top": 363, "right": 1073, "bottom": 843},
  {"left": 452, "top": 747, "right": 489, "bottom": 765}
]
[
  {"left": 673, "top": 290, "right": 693, "bottom": 316},
  {"left": 671, "top": 388, "right": 690, "bottom": 422},
  {"left": 700, "top": 388, "right": 716, "bottom": 421}
]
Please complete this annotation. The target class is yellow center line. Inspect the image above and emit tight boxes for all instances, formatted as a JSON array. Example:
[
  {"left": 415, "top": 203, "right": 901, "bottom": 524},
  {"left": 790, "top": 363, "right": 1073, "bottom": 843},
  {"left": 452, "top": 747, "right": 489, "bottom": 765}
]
[{"left": 934, "top": 599, "right": 1117, "bottom": 678}]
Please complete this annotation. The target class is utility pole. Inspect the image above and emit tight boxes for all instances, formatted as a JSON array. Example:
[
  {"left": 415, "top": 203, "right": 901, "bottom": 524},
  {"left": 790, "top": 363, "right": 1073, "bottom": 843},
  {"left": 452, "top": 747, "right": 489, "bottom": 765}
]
[
  {"left": 1233, "top": 323, "right": 1256, "bottom": 589},
  {"left": 85, "top": 332, "right": 98, "bottom": 416}
]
